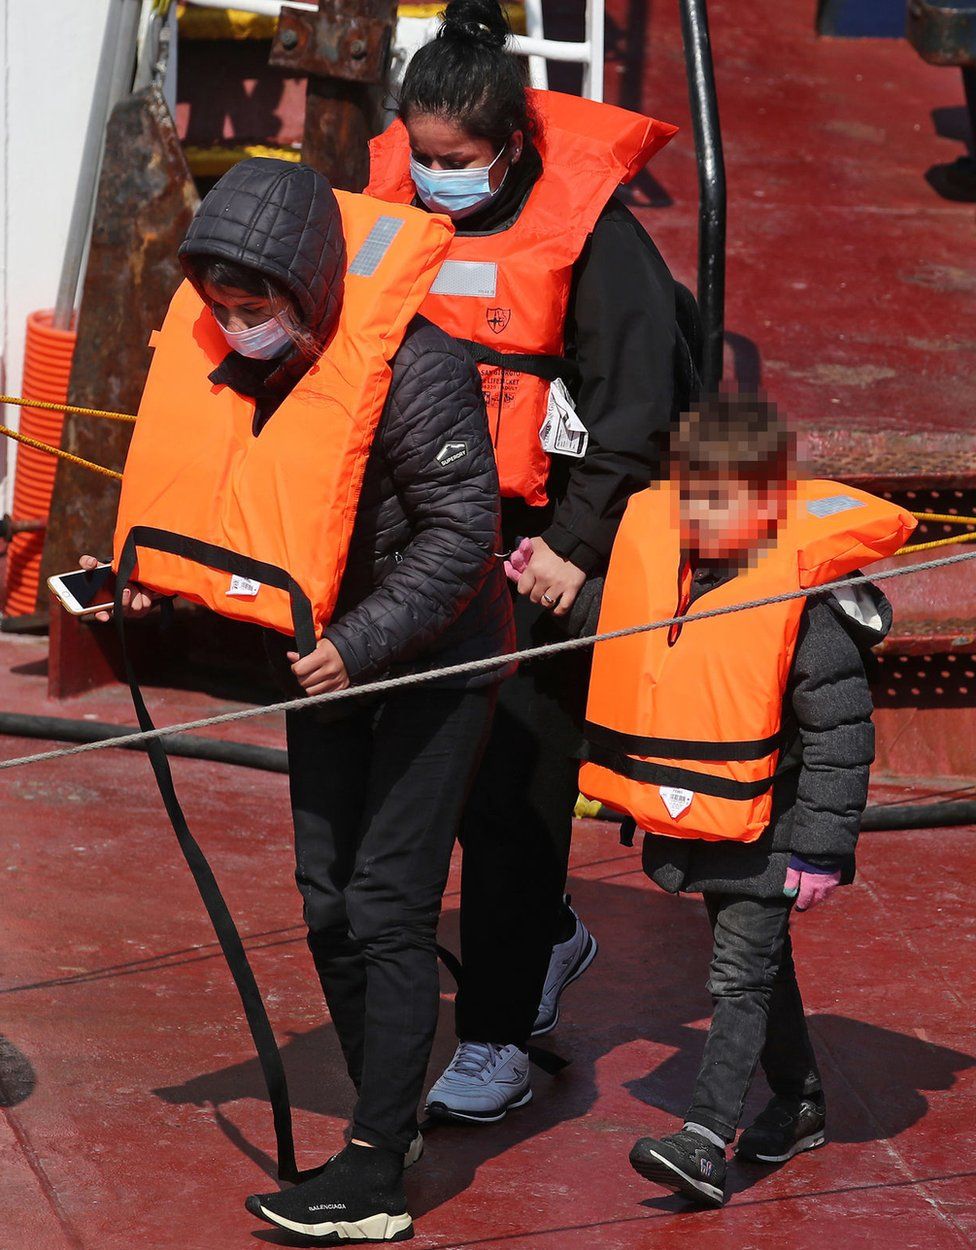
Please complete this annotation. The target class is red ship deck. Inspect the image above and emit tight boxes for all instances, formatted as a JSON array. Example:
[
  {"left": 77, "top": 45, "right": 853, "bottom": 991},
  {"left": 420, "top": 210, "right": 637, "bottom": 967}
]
[
  {"left": 2, "top": 672, "right": 974, "bottom": 1250},
  {"left": 4, "top": 1, "right": 976, "bottom": 1247}
]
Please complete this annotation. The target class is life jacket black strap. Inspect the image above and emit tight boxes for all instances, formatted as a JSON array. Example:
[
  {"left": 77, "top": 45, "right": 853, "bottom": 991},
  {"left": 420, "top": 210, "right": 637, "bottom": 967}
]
[
  {"left": 584, "top": 720, "right": 783, "bottom": 764},
  {"left": 115, "top": 529, "right": 319, "bottom": 1182},
  {"left": 581, "top": 739, "right": 776, "bottom": 801},
  {"left": 126, "top": 525, "right": 317, "bottom": 657},
  {"left": 456, "top": 339, "right": 580, "bottom": 388}
]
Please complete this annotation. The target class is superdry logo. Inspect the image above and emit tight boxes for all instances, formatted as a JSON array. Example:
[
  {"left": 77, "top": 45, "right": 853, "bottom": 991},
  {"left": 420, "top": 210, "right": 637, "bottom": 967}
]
[
  {"left": 486, "top": 307, "right": 511, "bottom": 334},
  {"left": 436, "top": 440, "right": 468, "bottom": 467}
]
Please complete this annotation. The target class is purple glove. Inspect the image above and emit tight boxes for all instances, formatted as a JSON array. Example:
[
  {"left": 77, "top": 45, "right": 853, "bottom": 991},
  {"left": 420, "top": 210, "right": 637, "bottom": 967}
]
[
  {"left": 504, "top": 536, "right": 534, "bottom": 584},
  {"left": 783, "top": 855, "right": 841, "bottom": 912}
]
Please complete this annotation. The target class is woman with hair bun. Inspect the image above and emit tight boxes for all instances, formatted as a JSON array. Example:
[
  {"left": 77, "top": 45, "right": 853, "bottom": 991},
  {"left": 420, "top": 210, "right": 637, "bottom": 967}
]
[{"left": 369, "top": 0, "right": 691, "bottom": 1125}]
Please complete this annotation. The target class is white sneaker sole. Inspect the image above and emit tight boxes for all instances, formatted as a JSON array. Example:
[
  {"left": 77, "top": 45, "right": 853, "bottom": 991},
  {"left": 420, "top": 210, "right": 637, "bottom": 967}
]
[
  {"left": 531, "top": 932, "right": 599, "bottom": 1038},
  {"left": 425, "top": 1086, "right": 533, "bottom": 1124},
  {"left": 736, "top": 1130, "right": 826, "bottom": 1164},
  {"left": 253, "top": 1204, "right": 413, "bottom": 1242}
]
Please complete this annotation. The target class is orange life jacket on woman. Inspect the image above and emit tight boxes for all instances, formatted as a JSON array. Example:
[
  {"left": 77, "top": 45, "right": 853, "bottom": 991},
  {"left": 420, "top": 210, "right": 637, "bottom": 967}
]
[
  {"left": 366, "top": 90, "right": 677, "bottom": 507},
  {"left": 112, "top": 193, "right": 453, "bottom": 648},
  {"left": 579, "top": 481, "right": 915, "bottom": 843}
]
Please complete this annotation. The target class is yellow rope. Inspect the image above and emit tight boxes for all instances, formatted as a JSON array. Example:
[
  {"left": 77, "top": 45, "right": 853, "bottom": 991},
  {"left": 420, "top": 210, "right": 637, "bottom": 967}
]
[
  {"left": 908, "top": 511, "right": 976, "bottom": 527},
  {"left": 0, "top": 394, "right": 136, "bottom": 423},
  {"left": 0, "top": 425, "right": 121, "bottom": 481},
  {"left": 901, "top": 530, "right": 976, "bottom": 554}
]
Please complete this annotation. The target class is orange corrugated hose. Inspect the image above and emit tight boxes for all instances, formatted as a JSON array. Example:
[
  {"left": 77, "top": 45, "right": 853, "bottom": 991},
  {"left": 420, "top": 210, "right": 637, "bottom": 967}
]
[{"left": 4, "top": 311, "right": 77, "bottom": 615}]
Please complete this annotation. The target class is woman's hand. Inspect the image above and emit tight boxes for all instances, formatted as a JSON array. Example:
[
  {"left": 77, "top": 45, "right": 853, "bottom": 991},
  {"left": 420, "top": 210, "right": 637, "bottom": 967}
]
[
  {"left": 79, "top": 554, "right": 157, "bottom": 623},
  {"left": 517, "top": 536, "right": 587, "bottom": 617},
  {"left": 287, "top": 638, "right": 350, "bottom": 697}
]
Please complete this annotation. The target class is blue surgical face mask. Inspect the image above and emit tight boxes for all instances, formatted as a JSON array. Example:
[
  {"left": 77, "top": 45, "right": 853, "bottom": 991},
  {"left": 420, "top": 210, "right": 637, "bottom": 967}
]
[
  {"left": 219, "top": 312, "right": 294, "bottom": 360},
  {"left": 409, "top": 146, "right": 509, "bottom": 220}
]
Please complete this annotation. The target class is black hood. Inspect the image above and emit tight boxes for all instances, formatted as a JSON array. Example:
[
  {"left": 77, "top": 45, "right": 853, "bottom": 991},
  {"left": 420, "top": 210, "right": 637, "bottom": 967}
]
[{"left": 178, "top": 157, "right": 346, "bottom": 343}]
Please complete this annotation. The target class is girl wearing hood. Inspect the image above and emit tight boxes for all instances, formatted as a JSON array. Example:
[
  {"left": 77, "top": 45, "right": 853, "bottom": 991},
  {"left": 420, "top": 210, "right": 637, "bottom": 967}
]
[{"left": 90, "top": 157, "right": 514, "bottom": 1242}]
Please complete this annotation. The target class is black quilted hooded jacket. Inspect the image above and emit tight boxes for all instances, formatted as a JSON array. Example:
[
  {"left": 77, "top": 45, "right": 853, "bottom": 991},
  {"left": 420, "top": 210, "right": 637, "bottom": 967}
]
[{"left": 179, "top": 158, "right": 514, "bottom": 689}]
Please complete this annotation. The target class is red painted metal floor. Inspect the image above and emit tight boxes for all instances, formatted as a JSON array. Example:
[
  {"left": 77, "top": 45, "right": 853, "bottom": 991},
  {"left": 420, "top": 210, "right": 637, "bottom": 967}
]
[
  {"left": 5, "top": 2, "right": 976, "bottom": 1246},
  {"left": 2, "top": 623, "right": 975, "bottom": 1249},
  {"left": 600, "top": 0, "right": 976, "bottom": 474}
]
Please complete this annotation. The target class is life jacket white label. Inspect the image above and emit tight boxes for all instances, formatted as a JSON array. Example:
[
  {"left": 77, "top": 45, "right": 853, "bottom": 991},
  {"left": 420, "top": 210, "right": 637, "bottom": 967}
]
[
  {"left": 540, "top": 378, "right": 588, "bottom": 458},
  {"left": 659, "top": 786, "right": 694, "bottom": 819},
  {"left": 227, "top": 575, "right": 261, "bottom": 598}
]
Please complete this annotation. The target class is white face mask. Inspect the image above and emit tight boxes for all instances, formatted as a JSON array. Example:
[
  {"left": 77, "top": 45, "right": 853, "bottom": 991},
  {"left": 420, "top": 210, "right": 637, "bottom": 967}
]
[{"left": 219, "top": 312, "right": 294, "bottom": 360}]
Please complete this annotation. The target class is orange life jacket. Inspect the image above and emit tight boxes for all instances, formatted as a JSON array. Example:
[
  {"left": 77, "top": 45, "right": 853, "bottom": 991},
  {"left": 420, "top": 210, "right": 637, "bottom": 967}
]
[
  {"left": 112, "top": 192, "right": 454, "bottom": 649},
  {"left": 579, "top": 481, "right": 915, "bottom": 843},
  {"left": 366, "top": 90, "right": 678, "bottom": 507}
]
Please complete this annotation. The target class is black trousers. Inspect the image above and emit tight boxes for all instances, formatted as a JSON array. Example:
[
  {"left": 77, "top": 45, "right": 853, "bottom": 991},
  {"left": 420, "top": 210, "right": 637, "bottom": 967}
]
[
  {"left": 687, "top": 892, "right": 824, "bottom": 1143},
  {"left": 287, "top": 685, "right": 496, "bottom": 1154},
  {"left": 455, "top": 593, "right": 591, "bottom": 1048}
]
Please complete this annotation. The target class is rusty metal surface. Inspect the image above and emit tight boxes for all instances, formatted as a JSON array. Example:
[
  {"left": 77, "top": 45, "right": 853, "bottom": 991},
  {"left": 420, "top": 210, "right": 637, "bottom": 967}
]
[
  {"left": 270, "top": 0, "right": 397, "bottom": 84},
  {"left": 908, "top": 0, "right": 976, "bottom": 67},
  {"left": 267, "top": 0, "right": 395, "bottom": 188},
  {"left": 302, "top": 78, "right": 386, "bottom": 189},
  {"left": 38, "top": 86, "right": 199, "bottom": 609}
]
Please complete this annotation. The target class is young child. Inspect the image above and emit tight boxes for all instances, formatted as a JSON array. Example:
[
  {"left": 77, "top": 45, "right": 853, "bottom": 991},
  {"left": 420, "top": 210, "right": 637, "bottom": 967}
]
[{"left": 579, "top": 392, "right": 915, "bottom": 1208}]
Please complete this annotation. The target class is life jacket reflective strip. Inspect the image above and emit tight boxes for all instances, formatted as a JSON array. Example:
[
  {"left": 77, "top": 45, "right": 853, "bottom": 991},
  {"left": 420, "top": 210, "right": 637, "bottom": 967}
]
[
  {"left": 112, "top": 191, "right": 454, "bottom": 641},
  {"left": 366, "top": 89, "right": 678, "bottom": 507},
  {"left": 579, "top": 480, "right": 916, "bottom": 844}
]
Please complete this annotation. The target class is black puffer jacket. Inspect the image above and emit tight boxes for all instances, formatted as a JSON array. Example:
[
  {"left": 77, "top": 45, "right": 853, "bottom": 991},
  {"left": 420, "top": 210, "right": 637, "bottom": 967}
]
[{"left": 179, "top": 158, "right": 514, "bottom": 689}]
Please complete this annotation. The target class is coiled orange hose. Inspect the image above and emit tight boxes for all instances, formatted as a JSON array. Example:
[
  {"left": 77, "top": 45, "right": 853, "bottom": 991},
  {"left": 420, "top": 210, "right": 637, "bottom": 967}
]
[{"left": 4, "top": 311, "right": 77, "bottom": 615}]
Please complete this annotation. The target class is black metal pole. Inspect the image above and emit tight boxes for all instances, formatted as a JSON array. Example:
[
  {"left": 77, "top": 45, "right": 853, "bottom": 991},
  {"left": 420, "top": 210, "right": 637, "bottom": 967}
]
[{"left": 679, "top": 0, "right": 727, "bottom": 392}]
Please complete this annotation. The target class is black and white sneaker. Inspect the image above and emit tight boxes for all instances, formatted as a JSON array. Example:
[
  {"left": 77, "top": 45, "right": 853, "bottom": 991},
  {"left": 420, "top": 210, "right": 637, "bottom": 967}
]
[
  {"left": 736, "top": 1093, "right": 827, "bottom": 1164},
  {"left": 245, "top": 1144, "right": 413, "bottom": 1243},
  {"left": 629, "top": 1129, "right": 727, "bottom": 1208}
]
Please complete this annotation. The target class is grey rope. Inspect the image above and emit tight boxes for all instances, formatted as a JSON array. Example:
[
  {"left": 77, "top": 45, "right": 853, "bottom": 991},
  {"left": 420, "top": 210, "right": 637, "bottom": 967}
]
[{"left": 1, "top": 546, "right": 972, "bottom": 774}]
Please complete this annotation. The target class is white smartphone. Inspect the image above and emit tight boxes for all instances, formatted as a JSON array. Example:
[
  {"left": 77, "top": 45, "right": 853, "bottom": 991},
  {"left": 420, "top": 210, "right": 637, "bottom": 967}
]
[{"left": 48, "top": 563, "right": 118, "bottom": 617}]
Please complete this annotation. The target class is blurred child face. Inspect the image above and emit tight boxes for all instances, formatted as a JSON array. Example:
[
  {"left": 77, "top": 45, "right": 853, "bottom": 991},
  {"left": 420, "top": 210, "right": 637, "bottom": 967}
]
[{"left": 680, "top": 473, "right": 791, "bottom": 560}]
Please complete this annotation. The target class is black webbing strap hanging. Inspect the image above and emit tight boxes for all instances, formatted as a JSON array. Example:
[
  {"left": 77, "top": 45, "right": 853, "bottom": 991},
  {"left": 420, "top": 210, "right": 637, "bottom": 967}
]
[
  {"left": 456, "top": 339, "right": 581, "bottom": 388},
  {"left": 115, "top": 527, "right": 318, "bottom": 1183}
]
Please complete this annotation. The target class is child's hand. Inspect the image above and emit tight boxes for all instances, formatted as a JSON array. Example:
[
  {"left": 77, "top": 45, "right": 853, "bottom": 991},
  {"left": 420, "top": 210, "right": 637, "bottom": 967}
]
[
  {"left": 783, "top": 856, "right": 841, "bottom": 912},
  {"left": 504, "top": 537, "right": 533, "bottom": 583},
  {"left": 287, "top": 638, "right": 350, "bottom": 697},
  {"left": 79, "top": 554, "right": 157, "bottom": 623}
]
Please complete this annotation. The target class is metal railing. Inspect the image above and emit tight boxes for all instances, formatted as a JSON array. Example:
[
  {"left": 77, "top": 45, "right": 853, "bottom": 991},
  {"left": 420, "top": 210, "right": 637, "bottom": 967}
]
[
  {"left": 680, "top": 0, "right": 726, "bottom": 390},
  {"left": 179, "top": 1, "right": 724, "bottom": 377},
  {"left": 184, "top": 0, "right": 605, "bottom": 100}
]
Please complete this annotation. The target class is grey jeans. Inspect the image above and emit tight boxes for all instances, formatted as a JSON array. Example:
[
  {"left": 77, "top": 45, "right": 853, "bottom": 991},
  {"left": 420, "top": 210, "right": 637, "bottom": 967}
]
[{"left": 687, "top": 892, "right": 823, "bottom": 1142}]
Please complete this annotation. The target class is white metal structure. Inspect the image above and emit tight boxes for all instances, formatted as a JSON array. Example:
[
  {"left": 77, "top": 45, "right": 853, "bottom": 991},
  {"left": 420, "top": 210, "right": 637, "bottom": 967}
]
[{"left": 187, "top": 0, "right": 605, "bottom": 101}]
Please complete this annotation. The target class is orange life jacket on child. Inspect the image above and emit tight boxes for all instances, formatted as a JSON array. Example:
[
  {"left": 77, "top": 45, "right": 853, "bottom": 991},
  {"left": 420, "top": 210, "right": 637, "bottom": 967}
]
[
  {"left": 366, "top": 90, "right": 677, "bottom": 507},
  {"left": 112, "top": 193, "right": 453, "bottom": 648},
  {"left": 579, "top": 481, "right": 915, "bottom": 843}
]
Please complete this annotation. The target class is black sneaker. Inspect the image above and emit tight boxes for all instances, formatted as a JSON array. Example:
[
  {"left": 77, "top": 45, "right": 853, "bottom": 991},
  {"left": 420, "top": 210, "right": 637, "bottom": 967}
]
[
  {"left": 629, "top": 1129, "right": 726, "bottom": 1208},
  {"left": 736, "top": 1093, "right": 826, "bottom": 1164},
  {"left": 245, "top": 1144, "right": 413, "bottom": 1243}
]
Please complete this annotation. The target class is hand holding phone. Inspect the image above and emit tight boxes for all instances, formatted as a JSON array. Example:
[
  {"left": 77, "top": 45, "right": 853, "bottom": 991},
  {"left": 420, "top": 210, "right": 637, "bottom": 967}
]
[{"left": 48, "top": 556, "right": 158, "bottom": 622}]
